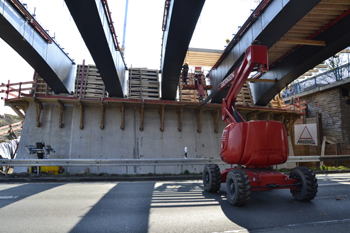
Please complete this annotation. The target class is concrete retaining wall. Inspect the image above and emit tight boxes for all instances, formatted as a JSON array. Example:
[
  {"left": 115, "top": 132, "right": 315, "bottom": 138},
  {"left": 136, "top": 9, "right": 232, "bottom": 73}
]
[{"left": 15, "top": 103, "right": 232, "bottom": 174}]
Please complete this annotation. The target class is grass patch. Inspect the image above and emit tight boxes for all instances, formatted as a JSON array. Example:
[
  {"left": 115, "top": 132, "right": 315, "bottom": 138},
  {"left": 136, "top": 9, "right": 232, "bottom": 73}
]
[{"left": 320, "top": 165, "right": 350, "bottom": 171}]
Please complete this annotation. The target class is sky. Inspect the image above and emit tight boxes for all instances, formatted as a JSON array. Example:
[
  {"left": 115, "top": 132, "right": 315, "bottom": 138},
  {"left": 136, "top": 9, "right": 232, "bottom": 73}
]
[{"left": 0, "top": 0, "right": 259, "bottom": 115}]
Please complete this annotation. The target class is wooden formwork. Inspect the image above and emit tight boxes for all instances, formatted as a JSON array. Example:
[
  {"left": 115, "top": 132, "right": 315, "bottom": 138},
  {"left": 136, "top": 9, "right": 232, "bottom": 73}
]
[
  {"left": 129, "top": 67, "right": 160, "bottom": 100},
  {"left": 236, "top": 81, "right": 254, "bottom": 106},
  {"left": 179, "top": 89, "right": 208, "bottom": 102},
  {"left": 269, "top": 93, "right": 286, "bottom": 109},
  {"left": 74, "top": 65, "right": 107, "bottom": 99},
  {"left": 34, "top": 73, "right": 53, "bottom": 95},
  {"left": 179, "top": 80, "right": 253, "bottom": 106}
]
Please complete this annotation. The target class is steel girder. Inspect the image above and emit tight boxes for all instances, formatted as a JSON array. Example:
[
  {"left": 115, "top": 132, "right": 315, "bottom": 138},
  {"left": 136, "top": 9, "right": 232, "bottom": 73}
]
[
  {"left": 251, "top": 13, "right": 350, "bottom": 106},
  {"left": 209, "top": 0, "right": 321, "bottom": 103},
  {"left": 65, "top": 0, "right": 126, "bottom": 97},
  {"left": 0, "top": 0, "right": 75, "bottom": 94},
  {"left": 161, "top": 0, "right": 205, "bottom": 100}
]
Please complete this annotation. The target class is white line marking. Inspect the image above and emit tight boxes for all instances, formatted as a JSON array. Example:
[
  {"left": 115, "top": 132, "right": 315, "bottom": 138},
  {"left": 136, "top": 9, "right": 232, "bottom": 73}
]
[
  {"left": 0, "top": 196, "right": 19, "bottom": 199},
  {"left": 319, "top": 182, "right": 350, "bottom": 186}
]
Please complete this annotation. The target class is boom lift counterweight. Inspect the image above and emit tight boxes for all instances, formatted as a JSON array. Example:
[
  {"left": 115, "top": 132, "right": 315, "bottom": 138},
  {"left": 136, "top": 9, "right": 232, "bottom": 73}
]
[{"left": 203, "top": 45, "right": 318, "bottom": 206}]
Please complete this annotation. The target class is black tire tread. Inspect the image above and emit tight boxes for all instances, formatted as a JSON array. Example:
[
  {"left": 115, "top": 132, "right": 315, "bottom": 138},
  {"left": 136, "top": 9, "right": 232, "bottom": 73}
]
[
  {"left": 226, "top": 169, "right": 250, "bottom": 206},
  {"left": 289, "top": 167, "right": 318, "bottom": 201},
  {"left": 203, "top": 164, "right": 221, "bottom": 192}
]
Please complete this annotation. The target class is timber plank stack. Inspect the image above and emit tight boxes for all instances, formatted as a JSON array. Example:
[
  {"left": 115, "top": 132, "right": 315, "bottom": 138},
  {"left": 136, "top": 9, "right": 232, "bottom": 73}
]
[
  {"left": 74, "top": 65, "right": 107, "bottom": 99},
  {"left": 269, "top": 93, "right": 286, "bottom": 109},
  {"left": 34, "top": 73, "right": 53, "bottom": 95},
  {"left": 128, "top": 67, "right": 160, "bottom": 100},
  {"left": 235, "top": 81, "right": 254, "bottom": 106},
  {"left": 179, "top": 81, "right": 253, "bottom": 105},
  {"left": 179, "top": 89, "right": 208, "bottom": 102}
]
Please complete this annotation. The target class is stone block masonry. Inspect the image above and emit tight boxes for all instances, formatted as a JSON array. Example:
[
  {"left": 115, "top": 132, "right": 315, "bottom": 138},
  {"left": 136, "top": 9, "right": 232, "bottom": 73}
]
[{"left": 301, "top": 88, "right": 348, "bottom": 144}]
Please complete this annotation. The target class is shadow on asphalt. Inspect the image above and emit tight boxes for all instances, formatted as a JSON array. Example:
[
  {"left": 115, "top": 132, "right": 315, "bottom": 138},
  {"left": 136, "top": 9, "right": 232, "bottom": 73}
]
[
  {"left": 0, "top": 183, "right": 64, "bottom": 209},
  {"left": 201, "top": 183, "right": 349, "bottom": 231},
  {"left": 69, "top": 182, "right": 155, "bottom": 233}
]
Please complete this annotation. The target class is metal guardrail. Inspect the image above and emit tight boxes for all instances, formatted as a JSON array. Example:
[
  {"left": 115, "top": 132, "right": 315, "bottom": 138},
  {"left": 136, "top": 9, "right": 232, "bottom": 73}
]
[
  {"left": 1, "top": 156, "right": 349, "bottom": 175},
  {"left": 282, "top": 62, "right": 350, "bottom": 98},
  {"left": 0, "top": 158, "right": 226, "bottom": 167},
  {"left": 1, "top": 155, "right": 349, "bottom": 166}
]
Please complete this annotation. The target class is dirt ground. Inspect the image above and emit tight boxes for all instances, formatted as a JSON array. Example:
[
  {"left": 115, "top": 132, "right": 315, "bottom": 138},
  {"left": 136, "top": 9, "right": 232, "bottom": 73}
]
[{"left": 0, "top": 114, "right": 22, "bottom": 143}]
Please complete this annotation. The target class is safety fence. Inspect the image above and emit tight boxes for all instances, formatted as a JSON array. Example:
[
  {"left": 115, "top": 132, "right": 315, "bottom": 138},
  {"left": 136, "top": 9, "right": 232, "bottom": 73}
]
[
  {"left": 282, "top": 62, "right": 350, "bottom": 98},
  {"left": 0, "top": 121, "right": 22, "bottom": 136},
  {"left": 0, "top": 81, "right": 36, "bottom": 100},
  {"left": 1, "top": 155, "right": 349, "bottom": 176}
]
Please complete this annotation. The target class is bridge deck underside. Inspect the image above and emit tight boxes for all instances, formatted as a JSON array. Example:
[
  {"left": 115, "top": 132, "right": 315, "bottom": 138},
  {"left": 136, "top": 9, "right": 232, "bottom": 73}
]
[
  {"left": 252, "top": 0, "right": 350, "bottom": 105},
  {"left": 64, "top": 0, "right": 126, "bottom": 97},
  {"left": 210, "top": 0, "right": 350, "bottom": 106},
  {"left": 0, "top": 0, "right": 75, "bottom": 94},
  {"left": 161, "top": 0, "right": 205, "bottom": 100}
]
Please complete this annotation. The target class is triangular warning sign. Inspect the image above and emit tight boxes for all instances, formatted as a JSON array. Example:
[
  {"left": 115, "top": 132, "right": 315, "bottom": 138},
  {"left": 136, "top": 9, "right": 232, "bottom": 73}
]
[{"left": 299, "top": 126, "right": 313, "bottom": 139}]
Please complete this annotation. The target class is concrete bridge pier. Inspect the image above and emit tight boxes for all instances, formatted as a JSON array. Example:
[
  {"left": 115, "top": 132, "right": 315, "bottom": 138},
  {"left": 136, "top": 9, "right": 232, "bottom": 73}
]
[{"left": 15, "top": 102, "right": 228, "bottom": 174}]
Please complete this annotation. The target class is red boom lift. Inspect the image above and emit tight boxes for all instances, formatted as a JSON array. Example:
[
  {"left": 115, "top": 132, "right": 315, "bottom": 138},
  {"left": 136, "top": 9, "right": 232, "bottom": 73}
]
[
  {"left": 181, "top": 67, "right": 212, "bottom": 100},
  {"left": 203, "top": 45, "right": 318, "bottom": 206}
]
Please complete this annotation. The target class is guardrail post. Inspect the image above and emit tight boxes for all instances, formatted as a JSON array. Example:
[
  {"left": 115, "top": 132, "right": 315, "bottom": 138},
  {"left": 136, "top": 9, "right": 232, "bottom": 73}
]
[
  {"left": 18, "top": 82, "right": 22, "bottom": 98},
  {"left": 79, "top": 60, "right": 85, "bottom": 100},
  {"left": 314, "top": 77, "right": 317, "bottom": 88},
  {"left": 6, "top": 80, "right": 10, "bottom": 100}
]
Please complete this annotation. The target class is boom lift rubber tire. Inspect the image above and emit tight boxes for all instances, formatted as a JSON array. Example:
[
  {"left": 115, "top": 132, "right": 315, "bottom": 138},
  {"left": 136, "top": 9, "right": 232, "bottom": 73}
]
[
  {"left": 289, "top": 167, "right": 318, "bottom": 201},
  {"left": 203, "top": 164, "right": 221, "bottom": 192},
  {"left": 226, "top": 169, "right": 250, "bottom": 206}
]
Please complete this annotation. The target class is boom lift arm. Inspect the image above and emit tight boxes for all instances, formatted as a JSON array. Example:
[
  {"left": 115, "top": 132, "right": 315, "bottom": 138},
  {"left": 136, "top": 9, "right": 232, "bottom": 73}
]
[{"left": 219, "top": 45, "right": 268, "bottom": 124}]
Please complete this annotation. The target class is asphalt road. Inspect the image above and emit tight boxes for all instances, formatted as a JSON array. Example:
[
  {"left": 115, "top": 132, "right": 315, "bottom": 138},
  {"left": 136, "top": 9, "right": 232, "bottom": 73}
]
[{"left": 0, "top": 173, "right": 349, "bottom": 233}]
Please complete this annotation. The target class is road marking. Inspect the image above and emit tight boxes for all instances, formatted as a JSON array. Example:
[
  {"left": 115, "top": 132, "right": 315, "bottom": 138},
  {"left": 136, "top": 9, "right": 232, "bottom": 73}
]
[
  {"left": 0, "top": 196, "right": 19, "bottom": 199},
  {"left": 286, "top": 218, "right": 350, "bottom": 228},
  {"left": 213, "top": 229, "right": 249, "bottom": 233},
  {"left": 150, "top": 201, "right": 219, "bottom": 207},
  {"left": 319, "top": 182, "right": 350, "bottom": 186},
  {"left": 246, "top": 218, "right": 350, "bottom": 232}
]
